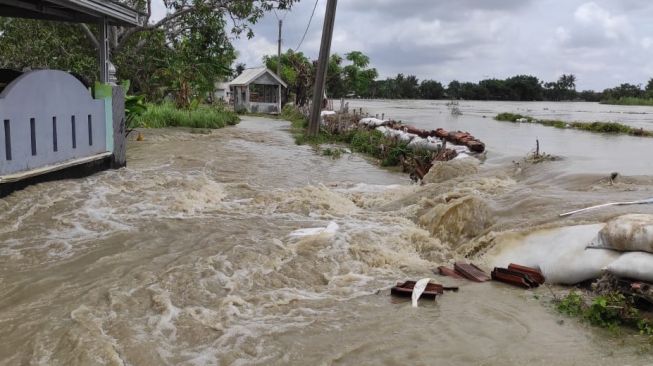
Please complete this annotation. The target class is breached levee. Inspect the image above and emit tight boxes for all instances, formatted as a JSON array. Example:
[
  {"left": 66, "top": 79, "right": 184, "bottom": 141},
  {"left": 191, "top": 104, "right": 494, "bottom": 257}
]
[{"left": 321, "top": 112, "right": 487, "bottom": 180}]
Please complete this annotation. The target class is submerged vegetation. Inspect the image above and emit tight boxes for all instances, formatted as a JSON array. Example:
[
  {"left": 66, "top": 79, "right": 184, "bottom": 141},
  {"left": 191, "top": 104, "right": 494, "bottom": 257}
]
[
  {"left": 281, "top": 105, "right": 420, "bottom": 167},
  {"left": 495, "top": 113, "right": 653, "bottom": 137},
  {"left": 600, "top": 97, "right": 653, "bottom": 106},
  {"left": 557, "top": 291, "right": 653, "bottom": 338},
  {"left": 132, "top": 102, "right": 239, "bottom": 129}
]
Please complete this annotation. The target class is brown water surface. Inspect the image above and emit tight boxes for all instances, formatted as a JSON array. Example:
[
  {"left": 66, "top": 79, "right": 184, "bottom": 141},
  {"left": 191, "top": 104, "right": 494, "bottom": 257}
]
[{"left": 1, "top": 103, "right": 653, "bottom": 365}]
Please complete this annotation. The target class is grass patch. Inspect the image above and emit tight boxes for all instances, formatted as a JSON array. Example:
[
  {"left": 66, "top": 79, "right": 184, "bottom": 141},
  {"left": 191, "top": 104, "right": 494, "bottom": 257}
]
[
  {"left": 495, "top": 112, "right": 534, "bottom": 122},
  {"left": 133, "top": 102, "right": 239, "bottom": 129},
  {"left": 281, "top": 105, "right": 411, "bottom": 167},
  {"left": 600, "top": 97, "right": 653, "bottom": 106},
  {"left": 557, "top": 291, "right": 653, "bottom": 336},
  {"left": 495, "top": 112, "right": 653, "bottom": 137}
]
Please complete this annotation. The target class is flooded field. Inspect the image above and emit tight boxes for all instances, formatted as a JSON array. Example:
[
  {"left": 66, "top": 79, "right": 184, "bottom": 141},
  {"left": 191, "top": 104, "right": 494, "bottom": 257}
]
[{"left": 1, "top": 100, "right": 653, "bottom": 365}]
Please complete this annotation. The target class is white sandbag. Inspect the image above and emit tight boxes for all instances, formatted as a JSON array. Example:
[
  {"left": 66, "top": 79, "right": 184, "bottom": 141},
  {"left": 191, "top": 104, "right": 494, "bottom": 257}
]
[
  {"left": 407, "top": 137, "right": 442, "bottom": 151},
  {"left": 397, "top": 131, "right": 417, "bottom": 142},
  {"left": 320, "top": 110, "right": 336, "bottom": 116},
  {"left": 606, "top": 252, "right": 653, "bottom": 282},
  {"left": 590, "top": 214, "right": 653, "bottom": 253},
  {"left": 489, "top": 224, "right": 620, "bottom": 285},
  {"left": 375, "top": 126, "right": 389, "bottom": 135},
  {"left": 359, "top": 117, "right": 386, "bottom": 127},
  {"left": 451, "top": 145, "right": 470, "bottom": 154}
]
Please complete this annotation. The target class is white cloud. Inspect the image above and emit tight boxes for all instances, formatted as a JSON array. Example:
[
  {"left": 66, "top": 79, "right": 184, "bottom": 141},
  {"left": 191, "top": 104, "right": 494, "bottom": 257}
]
[
  {"left": 573, "top": 2, "right": 633, "bottom": 41},
  {"left": 228, "top": 0, "right": 653, "bottom": 90}
]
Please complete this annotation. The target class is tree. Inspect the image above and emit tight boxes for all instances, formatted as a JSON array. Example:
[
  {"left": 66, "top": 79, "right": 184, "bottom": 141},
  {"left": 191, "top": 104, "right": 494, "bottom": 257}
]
[
  {"left": 342, "top": 51, "right": 377, "bottom": 97},
  {"left": 264, "top": 50, "right": 313, "bottom": 106},
  {"left": 645, "top": 78, "right": 653, "bottom": 98},
  {"left": 326, "top": 54, "right": 346, "bottom": 98},
  {"left": 559, "top": 74, "right": 576, "bottom": 91},
  {"left": 447, "top": 80, "right": 461, "bottom": 99},
  {"left": 419, "top": 80, "right": 445, "bottom": 99},
  {"left": 479, "top": 79, "right": 510, "bottom": 100},
  {"left": 504, "top": 75, "right": 542, "bottom": 101},
  {"left": 602, "top": 83, "right": 643, "bottom": 100},
  {"left": 234, "top": 63, "right": 246, "bottom": 77}
]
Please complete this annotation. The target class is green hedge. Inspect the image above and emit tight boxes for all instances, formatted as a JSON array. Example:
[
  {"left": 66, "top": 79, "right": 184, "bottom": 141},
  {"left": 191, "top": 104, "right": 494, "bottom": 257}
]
[{"left": 133, "top": 102, "right": 239, "bottom": 129}]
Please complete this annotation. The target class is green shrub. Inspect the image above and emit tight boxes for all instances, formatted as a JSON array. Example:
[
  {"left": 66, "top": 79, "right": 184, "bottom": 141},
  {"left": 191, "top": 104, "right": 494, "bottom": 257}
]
[
  {"left": 600, "top": 97, "right": 653, "bottom": 106},
  {"left": 132, "top": 102, "right": 239, "bottom": 129},
  {"left": 495, "top": 112, "right": 653, "bottom": 137},
  {"left": 495, "top": 112, "right": 527, "bottom": 122},
  {"left": 556, "top": 291, "right": 653, "bottom": 335}
]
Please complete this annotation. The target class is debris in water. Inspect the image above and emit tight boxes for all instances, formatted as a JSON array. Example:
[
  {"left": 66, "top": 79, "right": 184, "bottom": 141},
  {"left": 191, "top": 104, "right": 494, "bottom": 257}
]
[
  {"left": 288, "top": 221, "right": 339, "bottom": 238},
  {"left": 491, "top": 267, "right": 540, "bottom": 289},
  {"left": 508, "top": 263, "right": 545, "bottom": 284},
  {"left": 559, "top": 198, "right": 653, "bottom": 217},
  {"left": 411, "top": 278, "right": 432, "bottom": 307},
  {"left": 453, "top": 262, "right": 491, "bottom": 282},
  {"left": 436, "top": 266, "right": 465, "bottom": 279},
  {"left": 393, "top": 280, "right": 443, "bottom": 299},
  {"left": 391, "top": 280, "right": 459, "bottom": 307}
]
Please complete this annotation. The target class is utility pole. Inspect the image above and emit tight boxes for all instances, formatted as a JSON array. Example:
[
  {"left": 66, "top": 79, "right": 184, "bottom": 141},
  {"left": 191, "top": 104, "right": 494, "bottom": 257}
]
[
  {"left": 308, "top": 0, "right": 337, "bottom": 136},
  {"left": 277, "top": 19, "right": 282, "bottom": 77}
]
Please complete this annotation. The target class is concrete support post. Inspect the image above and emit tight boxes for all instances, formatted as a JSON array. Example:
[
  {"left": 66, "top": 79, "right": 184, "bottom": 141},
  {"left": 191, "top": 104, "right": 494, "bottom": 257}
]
[
  {"left": 308, "top": 0, "right": 338, "bottom": 136},
  {"left": 99, "top": 17, "right": 110, "bottom": 83},
  {"left": 111, "top": 86, "right": 126, "bottom": 168}
]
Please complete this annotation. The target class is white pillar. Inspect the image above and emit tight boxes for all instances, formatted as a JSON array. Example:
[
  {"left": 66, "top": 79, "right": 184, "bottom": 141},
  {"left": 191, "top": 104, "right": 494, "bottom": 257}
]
[{"left": 98, "top": 17, "right": 110, "bottom": 83}]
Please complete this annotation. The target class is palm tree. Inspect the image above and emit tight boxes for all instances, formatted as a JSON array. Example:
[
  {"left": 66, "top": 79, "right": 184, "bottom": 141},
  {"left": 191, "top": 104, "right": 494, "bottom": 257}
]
[{"left": 559, "top": 74, "right": 576, "bottom": 90}]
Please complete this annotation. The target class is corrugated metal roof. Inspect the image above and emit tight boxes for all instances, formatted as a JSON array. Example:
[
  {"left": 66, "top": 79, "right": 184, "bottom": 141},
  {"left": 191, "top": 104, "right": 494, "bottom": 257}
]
[
  {"left": 230, "top": 67, "right": 287, "bottom": 88},
  {"left": 0, "top": 0, "right": 142, "bottom": 26}
]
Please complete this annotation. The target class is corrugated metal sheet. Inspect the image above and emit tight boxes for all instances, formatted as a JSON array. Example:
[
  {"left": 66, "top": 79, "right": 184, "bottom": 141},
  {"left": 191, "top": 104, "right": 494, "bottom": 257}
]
[
  {"left": 0, "top": 0, "right": 142, "bottom": 25},
  {"left": 230, "top": 67, "right": 287, "bottom": 88}
]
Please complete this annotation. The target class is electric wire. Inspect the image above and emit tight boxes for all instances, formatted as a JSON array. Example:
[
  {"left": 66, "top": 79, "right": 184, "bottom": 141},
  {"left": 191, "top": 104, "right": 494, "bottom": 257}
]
[{"left": 295, "top": 0, "right": 319, "bottom": 51}]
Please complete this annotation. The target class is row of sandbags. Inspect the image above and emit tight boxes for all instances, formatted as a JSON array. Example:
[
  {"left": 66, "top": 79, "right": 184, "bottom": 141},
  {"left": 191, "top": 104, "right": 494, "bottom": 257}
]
[
  {"left": 591, "top": 214, "right": 653, "bottom": 283},
  {"left": 491, "top": 214, "right": 653, "bottom": 285},
  {"left": 358, "top": 117, "right": 483, "bottom": 156}
]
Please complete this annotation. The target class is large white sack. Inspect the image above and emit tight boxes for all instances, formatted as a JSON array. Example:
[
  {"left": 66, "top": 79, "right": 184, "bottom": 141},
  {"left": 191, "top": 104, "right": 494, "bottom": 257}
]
[
  {"left": 590, "top": 214, "right": 653, "bottom": 253},
  {"left": 397, "top": 131, "right": 417, "bottom": 142},
  {"left": 407, "top": 137, "right": 442, "bottom": 151},
  {"left": 359, "top": 117, "right": 385, "bottom": 127},
  {"left": 489, "top": 224, "right": 620, "bottom": 285},
  {"left": 606, "top": 252, "right": 653, "bottom": 282}
]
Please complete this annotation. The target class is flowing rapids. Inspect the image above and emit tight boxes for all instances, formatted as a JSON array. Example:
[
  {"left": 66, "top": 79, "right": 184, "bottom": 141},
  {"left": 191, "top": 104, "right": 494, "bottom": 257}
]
[{"left": 2, "top": 101, "right": 653, "bottom": 365}]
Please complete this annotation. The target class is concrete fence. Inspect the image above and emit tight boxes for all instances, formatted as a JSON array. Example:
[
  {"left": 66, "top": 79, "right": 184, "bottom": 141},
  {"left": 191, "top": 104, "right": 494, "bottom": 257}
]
[{"left": 0, "top": 70, "right": 109, "bottom": 176}]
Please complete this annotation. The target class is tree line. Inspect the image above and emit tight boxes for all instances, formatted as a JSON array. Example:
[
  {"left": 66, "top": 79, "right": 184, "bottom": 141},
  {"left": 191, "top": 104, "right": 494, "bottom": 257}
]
[
  {"left": 261, "top": 50, "right": 653, "bottom": 104},
  {"left": 3, "top": 8, "right": 653, "bottom": 107}
]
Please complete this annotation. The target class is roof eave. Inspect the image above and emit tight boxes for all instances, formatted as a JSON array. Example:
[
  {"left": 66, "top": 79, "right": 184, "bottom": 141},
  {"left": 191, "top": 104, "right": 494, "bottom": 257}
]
[{"left": 0, "top": 0, "right": 143, "bottom": 26}]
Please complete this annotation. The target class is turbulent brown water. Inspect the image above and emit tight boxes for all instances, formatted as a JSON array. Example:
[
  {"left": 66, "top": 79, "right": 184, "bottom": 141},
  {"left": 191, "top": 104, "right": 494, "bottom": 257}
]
[{"left": 2, "top": 101, "right": 653, "bottom": 365}]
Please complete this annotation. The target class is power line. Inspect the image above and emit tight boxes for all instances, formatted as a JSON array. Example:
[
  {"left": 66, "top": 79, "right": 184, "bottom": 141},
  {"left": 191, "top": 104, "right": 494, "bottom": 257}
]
[{"left": 295, "top": 0, "right": 319, "bottom": 52}]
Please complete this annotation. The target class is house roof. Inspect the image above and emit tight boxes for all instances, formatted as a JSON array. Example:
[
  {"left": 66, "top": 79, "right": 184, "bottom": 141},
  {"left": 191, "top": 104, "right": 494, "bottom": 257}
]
[
  {"left": 0, "top": 0, "right": 142, "bottom": 26},
  {"left": 230, "top": 67, "right": 287, "bottom": 88}
]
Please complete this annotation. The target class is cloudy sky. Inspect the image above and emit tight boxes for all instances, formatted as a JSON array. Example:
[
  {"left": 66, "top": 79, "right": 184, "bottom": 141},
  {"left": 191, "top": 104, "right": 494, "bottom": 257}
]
[{"left": 154, "top": 0, "right": 653, "bottom": 91}]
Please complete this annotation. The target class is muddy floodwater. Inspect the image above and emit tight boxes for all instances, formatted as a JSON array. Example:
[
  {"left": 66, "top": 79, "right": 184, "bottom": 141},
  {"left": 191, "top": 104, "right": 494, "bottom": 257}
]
[{"left": 2, "top": 101, "right": 653, "bottom": 365}]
